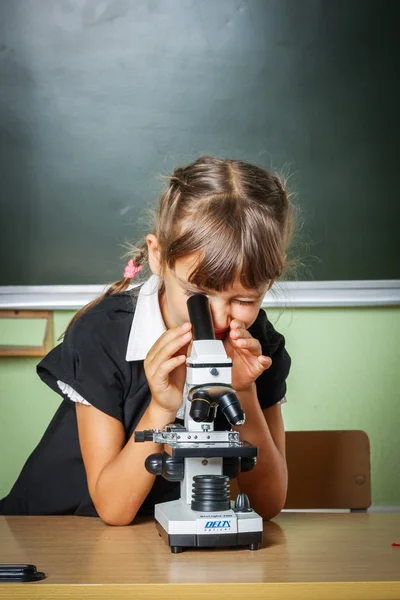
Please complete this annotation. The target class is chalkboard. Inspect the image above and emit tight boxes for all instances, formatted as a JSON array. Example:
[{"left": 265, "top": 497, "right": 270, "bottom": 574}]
[{"left": 0, "top": 0, "right": 399, "bottom": 285}]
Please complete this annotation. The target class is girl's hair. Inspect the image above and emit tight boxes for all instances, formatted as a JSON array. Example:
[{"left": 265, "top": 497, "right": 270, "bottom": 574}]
[{"left": 66, "top": 155, "right": 293, "bottom": 331}]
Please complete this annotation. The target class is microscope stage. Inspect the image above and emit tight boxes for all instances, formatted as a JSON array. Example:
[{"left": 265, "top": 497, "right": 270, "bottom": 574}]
[{"left": 169, "top": 440, "right": 258, "bottom": 458}]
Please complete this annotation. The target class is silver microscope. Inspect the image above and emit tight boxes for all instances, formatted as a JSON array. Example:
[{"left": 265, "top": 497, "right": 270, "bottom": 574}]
[{"left": 135, "top": 294, "right": 263, "bottom": 553}]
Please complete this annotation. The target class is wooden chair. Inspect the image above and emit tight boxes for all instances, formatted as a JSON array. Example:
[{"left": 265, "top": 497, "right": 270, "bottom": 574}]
[{"left": 284, "top": 430, "right": 371, "bottom": 511}]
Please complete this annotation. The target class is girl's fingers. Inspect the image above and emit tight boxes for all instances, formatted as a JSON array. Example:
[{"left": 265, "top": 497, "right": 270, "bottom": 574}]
[
  {"left": 232, "top": 335, "right": 261, "bottom": 354},
  {"left": 156, "top": 355, "right": 187, "bottom": 385},
  {"left": 258, "top": 355, "right": 272, "bottom": 369},
  {"left": 230, "top": 320, "right": 246, "bottom": 330},
  {"left": 149, "top": 330, "right": 192, "bottom": 373},
  {"left": 146, "top": 322, "right": 191, "bottom": 362},
  {"left": 230, "top": 328, "right": 252, "bottom": 340},
  {"left": 229, "top": 324, "right": 262, "bottom": 355}
]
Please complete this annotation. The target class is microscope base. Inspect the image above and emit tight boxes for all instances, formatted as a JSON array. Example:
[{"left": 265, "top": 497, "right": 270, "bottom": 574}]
[{"left": 154, "top": 499, "right": 263, "bottom": 553}]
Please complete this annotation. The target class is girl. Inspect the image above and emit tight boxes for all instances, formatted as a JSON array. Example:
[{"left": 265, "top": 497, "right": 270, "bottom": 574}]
[{"left": 0, "top": 155, "right": 292, "bottom": 525}]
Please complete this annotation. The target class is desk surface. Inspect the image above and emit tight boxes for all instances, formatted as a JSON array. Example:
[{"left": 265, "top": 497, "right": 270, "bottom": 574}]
[{"left": 0, "top": 513, "right": 399, "bottom": 599}]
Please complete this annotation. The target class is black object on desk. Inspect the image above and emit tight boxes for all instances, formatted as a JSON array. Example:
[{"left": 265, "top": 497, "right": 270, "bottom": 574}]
[{"left": 0, "top": 564, "right": 46, "bottom": 582}]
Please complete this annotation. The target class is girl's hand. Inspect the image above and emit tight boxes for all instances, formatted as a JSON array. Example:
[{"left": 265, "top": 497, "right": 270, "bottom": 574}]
[
  {"left": 223, "top": 320, "right": 272, "bottom": 392},
  {"left": 144, "top": 322, "right": 192, "bottom": 416}
]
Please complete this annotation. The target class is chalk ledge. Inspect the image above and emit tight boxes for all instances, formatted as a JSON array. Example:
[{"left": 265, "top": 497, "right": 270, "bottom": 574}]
[{"left": 1, "top": 280, "right": 399, "bottom": 309}]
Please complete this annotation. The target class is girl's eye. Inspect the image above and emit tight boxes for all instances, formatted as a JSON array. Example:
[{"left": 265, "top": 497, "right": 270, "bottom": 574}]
[
  {"left": 236, "top": 300, "right": 255, "bottom": 306},
  {"left": 184, "top": 290, "right": 255, "bottom": 306}
]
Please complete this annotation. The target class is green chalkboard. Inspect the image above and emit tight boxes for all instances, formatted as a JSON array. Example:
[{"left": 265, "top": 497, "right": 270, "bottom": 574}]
[{"left": 0, "top": 0, "right": 399, "bottom": 284}]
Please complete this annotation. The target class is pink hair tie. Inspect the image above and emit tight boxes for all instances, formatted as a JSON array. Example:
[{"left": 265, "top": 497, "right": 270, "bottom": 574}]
[{"left": 124, "top": 260, "right": 142, "bottom": 279}]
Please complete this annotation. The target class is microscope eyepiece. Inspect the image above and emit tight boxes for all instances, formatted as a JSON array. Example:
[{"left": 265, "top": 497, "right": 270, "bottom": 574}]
[{"left": 187, "top": 294, "right": 215, "bottom": 340}]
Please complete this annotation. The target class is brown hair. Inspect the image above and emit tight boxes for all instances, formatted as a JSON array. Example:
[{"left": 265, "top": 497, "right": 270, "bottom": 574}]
[{"left": 66, "top": 155, "right": 293, "bottom": 331}]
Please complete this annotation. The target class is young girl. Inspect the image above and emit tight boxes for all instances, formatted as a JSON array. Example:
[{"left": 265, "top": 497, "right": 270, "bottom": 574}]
[{"left": 0, "top": 155, "right": 292, "bottom": 525}]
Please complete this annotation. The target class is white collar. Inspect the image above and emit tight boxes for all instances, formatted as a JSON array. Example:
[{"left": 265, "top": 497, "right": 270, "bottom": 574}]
[{"left": 125, "top": 274, "right": 166, "bottom": 361}]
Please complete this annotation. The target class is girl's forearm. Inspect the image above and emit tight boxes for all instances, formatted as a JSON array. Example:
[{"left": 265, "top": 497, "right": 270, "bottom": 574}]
[
  {"left": 93, "top": 403, "right": 176, "bottom": 526},
  {"left": 233, "top": 388, "right": 288, "bottom": 520},
  {"left": 93, "top": 388, "right": 286, "bottom": 525}
]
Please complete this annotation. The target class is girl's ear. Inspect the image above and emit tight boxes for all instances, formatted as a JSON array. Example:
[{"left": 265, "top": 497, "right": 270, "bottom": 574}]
[{"left": 146, "top": 234, "right": 162, "bottom": 275}]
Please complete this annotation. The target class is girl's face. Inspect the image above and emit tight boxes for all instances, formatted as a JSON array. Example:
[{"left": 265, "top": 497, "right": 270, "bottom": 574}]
[{"left": 159, "top": 253, "right": 268, "bottom": 340}]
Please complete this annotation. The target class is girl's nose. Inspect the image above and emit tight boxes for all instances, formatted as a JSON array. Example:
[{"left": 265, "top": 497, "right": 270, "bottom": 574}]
[{"left": 209, "top": 302, "right": 230, "bottom": 333}]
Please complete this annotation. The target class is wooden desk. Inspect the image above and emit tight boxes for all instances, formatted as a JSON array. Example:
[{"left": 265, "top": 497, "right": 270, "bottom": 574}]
[{"left": 0, "top": 513, "right": 399, "bottom": 599}]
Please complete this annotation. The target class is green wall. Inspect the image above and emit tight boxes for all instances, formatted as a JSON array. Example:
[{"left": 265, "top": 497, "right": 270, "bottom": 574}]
[{"left": 1, "top": 307, "right": 399, "bottom": 506}]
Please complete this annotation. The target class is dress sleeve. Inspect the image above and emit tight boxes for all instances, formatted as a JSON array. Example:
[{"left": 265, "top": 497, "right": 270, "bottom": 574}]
[
  {"left": 37, "top": 308, "right": 128, "bottom": 422},
  {"left": 56, "top": 380, "right": 92, "bottom": 406},
  {"left": 247, "top": 309, "right": 291, "bottom": 410}
]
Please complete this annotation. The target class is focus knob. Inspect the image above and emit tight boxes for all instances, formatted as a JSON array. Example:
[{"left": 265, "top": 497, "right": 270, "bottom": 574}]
[
  {"left": 145, "top": 453, "right": 163, "bottom": 476},
  {"left": 234, "top": 492, "right": 253, "bottom": 513}
]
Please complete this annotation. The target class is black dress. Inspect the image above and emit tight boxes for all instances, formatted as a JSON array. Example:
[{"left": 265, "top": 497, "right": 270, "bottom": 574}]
[{"left": 0, "top": 290, "right": 291, "bottom": 517}]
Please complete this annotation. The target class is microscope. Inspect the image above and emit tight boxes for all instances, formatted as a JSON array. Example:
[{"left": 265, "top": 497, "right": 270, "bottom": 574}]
[{"left": 135, "top": 294, "right": 263, "bottom": 553}]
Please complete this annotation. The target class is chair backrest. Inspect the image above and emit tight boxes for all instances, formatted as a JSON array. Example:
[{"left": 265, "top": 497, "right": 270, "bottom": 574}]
[{"left": 284, "top": 430, "right": 371, "bottom": 510}]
